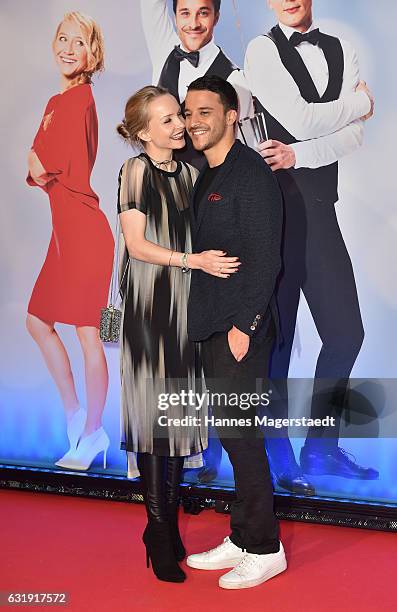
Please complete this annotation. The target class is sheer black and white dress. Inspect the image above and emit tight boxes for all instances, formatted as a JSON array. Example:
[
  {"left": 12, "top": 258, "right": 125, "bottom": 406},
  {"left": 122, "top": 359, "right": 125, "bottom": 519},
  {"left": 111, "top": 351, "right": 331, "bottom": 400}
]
[{"left": 117, "top": 153, "right": 207, "bottom": 476}]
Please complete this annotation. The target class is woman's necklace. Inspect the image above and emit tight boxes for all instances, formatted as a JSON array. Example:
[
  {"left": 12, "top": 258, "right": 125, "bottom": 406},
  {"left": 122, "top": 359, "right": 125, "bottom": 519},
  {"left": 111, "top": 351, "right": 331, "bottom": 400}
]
[{"left": 148, "top": 155, "right": 175, "bottom": 170}]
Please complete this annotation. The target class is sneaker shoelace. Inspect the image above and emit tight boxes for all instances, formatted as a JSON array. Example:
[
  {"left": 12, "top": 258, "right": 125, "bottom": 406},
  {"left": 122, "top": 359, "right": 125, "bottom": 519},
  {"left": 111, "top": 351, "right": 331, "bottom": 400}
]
[
  {"left": 203, "top": 537, "right": 233, "bottom": 556},
  {"left": 232, "top": 554, "right": 259, "bottom": 577}
]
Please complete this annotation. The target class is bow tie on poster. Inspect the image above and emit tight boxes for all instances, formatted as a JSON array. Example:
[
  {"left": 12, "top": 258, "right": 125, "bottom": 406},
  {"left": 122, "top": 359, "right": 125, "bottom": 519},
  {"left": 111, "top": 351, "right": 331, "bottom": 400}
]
[
  {"left": 289, "top": 28, "right": 321, "bottom": 47},
  {"left": 173, "top": 45, "right": 200, "bottom": 67}
]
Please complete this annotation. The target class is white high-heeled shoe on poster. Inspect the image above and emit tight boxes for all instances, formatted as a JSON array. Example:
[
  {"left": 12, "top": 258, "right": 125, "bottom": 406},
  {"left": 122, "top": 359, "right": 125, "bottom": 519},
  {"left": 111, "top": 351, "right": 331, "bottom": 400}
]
[
  {"left": 55, "top": 407, "right": 86, "bottom": 468},
  {"left": 66, "top": 407, "right": 86, "bottom": 449},
  {"left": 55, "top": 427, "right": 110, "bottom": 471}
]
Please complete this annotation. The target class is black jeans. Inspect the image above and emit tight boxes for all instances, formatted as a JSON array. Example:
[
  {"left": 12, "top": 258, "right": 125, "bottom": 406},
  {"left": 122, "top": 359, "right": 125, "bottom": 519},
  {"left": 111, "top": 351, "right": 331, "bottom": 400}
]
[{"left": 201, "top": 324, "right": 280, "bottom": 554}]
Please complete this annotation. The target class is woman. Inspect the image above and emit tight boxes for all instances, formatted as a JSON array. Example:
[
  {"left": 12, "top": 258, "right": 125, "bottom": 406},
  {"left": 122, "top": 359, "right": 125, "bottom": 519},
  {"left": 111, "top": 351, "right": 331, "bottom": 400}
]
[
  {"left": 26, "top": 12, "right": 114, "bottom": 471},
  {"left": 117, "top": 86, "right": 240, "bottom": 583}
]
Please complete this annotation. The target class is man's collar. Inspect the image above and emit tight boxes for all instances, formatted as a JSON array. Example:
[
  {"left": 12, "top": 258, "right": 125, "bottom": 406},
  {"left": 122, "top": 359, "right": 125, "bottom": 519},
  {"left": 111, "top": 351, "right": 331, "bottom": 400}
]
[
  {"left": 207, "top": 139, "right": 242, "bottom": 168},
  {"left": 180, "top": 38, "right": 217, "bottom": 66},
  {"left": 279, "top": 21, "right": 316, "bottom": 41}
]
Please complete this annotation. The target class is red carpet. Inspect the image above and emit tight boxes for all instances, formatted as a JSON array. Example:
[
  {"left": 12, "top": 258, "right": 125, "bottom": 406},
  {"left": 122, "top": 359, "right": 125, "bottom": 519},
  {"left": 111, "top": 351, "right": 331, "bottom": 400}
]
[{"left": 0, "top": 489, "right": 395, "bottom": 612}]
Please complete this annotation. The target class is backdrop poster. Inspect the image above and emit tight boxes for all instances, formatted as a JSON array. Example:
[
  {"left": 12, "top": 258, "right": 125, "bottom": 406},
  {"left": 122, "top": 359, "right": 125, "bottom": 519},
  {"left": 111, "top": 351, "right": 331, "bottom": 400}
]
[{"left": 0, "top": 0, "right": 396, "bottom": 505}]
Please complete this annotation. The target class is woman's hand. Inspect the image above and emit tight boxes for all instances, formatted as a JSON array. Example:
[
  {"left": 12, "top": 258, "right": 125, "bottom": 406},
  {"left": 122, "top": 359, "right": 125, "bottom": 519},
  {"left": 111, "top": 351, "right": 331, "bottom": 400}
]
[
  {"left": 189, "top": 251, "right": 241, "bottom": 278},
  {"left": 28, "top": 149, "right": 53, "bottom": 186}
]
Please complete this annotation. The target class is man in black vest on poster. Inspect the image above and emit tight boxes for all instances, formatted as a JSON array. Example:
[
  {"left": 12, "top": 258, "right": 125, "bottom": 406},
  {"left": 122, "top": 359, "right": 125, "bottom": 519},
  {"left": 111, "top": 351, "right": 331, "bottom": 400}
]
[
  {"left": 185, "top": 75, "right": 286, "bottom": 590},
  {"left": 140, "top": 0, "right": 253, "bottom": 484},
  {"left": 244, "top": 0, "right": 378, "bottom": 494},
  {"left": 140, "top": 0, "right": 253, "bottom": 170}
]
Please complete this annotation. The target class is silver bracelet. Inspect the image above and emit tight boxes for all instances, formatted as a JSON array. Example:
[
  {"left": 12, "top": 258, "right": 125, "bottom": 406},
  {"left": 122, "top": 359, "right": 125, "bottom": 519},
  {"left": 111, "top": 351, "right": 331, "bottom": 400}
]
[{"left": 181, "top": 252, "right": 190, "bottom": 273}]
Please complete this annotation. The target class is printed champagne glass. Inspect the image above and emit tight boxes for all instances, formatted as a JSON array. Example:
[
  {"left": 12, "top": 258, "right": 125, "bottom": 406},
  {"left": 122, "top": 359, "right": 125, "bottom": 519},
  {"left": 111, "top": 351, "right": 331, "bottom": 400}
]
[{"left": 238, "top": 112, "right": 268, "bottom": 148}]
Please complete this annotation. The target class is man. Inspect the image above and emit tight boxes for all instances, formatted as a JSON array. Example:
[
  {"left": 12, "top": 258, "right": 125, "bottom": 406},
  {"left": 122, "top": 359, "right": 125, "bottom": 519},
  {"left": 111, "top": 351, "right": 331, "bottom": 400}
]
[
  {"left": 244, "top": 0, "right": 378, "bottom": 495},
  {"left": 140, "top": 0, "right": 253, "bottom": 169},
  {"left": 185, "top": 75, "right": 286, "bottom": 590}
]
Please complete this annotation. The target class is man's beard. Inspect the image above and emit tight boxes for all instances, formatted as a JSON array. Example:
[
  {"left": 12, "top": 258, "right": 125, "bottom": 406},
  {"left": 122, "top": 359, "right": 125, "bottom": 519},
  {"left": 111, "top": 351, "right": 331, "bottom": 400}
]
[{"left": 190, "top": 123, "right": 227, "bottom": 152}]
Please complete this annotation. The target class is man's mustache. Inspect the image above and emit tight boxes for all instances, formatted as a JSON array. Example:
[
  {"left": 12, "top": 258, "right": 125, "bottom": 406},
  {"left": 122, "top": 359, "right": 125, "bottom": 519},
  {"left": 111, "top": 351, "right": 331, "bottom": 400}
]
[{"left": 183, "top": 28, "right": 206, "bottom": 33}]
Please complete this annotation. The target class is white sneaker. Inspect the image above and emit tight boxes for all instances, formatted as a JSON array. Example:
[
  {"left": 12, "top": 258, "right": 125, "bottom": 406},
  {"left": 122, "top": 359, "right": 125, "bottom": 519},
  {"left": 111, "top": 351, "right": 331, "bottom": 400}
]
[
  {"left": 187, "top": 536, "right": 246, "bottom": 570},
  {"left": 219, "top": 542, "right": 287, "bottom": 589}
]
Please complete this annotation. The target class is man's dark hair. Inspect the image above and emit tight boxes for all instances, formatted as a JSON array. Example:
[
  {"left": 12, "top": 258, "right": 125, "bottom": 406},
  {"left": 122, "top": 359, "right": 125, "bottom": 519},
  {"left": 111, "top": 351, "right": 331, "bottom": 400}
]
[
  {"left": 173, "top": 0, "right": 221, "bottom": 14},
  {"left": 187, "top": 75, "right": 238, "bottom": 113}
]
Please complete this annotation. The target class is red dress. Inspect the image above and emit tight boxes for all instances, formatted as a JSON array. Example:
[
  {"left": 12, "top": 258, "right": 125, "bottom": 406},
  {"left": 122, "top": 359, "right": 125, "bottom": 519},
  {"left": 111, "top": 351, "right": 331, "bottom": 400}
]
[{"left": 27, "top": 84, "right": 114, "bottom": 328}]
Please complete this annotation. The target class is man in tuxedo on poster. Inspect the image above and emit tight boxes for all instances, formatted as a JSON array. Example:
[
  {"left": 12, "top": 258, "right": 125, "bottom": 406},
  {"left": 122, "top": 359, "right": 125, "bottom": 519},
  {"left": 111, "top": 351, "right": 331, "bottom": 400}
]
[
  {"left": 244, "top": 0, "right": 379, "bottom": 495},
  {"left": 140, "top": 0, "right": 253, "bottom": 483},
  {"left": 140, "top": 0, "right": 253, "bottom": 170}
]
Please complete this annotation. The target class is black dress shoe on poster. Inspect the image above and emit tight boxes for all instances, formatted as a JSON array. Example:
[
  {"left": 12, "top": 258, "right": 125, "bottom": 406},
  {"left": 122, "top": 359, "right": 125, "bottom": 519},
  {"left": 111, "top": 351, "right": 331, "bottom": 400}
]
[
  {"left": 300, "top": 446, "right": 379, "bottom": 480},
  {"left": 275, "top": 469, "right": 316, "bottom": 496},
  {"left": 265, "top": 438, "right": 316, "bottom": 495}
]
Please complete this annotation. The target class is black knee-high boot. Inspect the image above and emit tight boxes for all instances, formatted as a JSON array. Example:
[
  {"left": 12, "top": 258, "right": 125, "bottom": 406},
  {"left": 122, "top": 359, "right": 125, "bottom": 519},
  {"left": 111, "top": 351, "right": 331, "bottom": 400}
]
[
  {"left": 137, "top": 453, "right": 186, "bottom": 583},
  {"left": 165, "top": 456, "right": 185, "bottom": 561}
]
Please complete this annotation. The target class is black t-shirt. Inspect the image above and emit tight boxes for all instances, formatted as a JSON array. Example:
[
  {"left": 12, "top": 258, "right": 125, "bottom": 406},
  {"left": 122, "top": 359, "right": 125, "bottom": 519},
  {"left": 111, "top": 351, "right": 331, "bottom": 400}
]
[{"left": 194, "top": 163, "right": 223, "bottom": 218}]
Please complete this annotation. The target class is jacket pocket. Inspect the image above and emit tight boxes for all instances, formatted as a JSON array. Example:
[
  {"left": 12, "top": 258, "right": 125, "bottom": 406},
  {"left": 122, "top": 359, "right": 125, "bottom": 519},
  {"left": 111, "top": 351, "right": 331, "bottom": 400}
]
[{"left": 209, "top": 197, "right": 233, "bottom": 208}]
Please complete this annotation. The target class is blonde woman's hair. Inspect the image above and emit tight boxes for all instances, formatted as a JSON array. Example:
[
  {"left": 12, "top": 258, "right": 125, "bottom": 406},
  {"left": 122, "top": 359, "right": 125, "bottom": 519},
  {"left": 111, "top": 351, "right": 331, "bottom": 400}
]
[
  {"left": 53, "top": 11, "right": 105, "bottom": 87},
  {"left": 117, "top": 85, "right": 170, "bottom": 147}
]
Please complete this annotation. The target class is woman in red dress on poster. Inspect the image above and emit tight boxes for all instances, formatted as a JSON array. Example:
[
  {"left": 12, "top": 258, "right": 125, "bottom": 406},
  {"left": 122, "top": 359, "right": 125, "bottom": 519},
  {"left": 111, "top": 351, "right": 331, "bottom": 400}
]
[{"left": 26, "top": 12, "right": 114, "bottom": 470}]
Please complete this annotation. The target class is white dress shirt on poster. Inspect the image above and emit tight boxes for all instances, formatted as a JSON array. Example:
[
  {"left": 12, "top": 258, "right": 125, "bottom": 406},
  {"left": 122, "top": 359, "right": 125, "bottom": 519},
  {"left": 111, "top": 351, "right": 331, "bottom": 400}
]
[{"left": 245, "top": 21, "right": 372, "bottom": 169}]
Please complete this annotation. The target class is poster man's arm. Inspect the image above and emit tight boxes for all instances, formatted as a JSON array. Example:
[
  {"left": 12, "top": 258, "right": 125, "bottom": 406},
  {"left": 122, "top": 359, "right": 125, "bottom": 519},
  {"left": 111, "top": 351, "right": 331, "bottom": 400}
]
[
  {"left": 140, "top": 0, "right": 179, "bottom": 81},
  {"left": 289, "top": 120, "right": 363, "bottom": 169},
  {"left": 227, "top": 69, "right": 255, "bottom": 122},
  {"left": 291, "top": 41, "right": 367, "bottom": 169},
  {"left": 244, "top": 36, "right": 371, "bottom": 141}
]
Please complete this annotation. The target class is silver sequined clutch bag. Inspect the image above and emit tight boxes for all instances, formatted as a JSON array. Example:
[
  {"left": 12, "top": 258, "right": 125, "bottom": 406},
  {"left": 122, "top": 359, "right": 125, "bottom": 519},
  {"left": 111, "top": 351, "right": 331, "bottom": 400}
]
[
  {"left": 100, "top": 305, "right": 122, "bottom": 343},
  {"left": 100, "top": 217, "right": 129, "bottom": 343}
]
